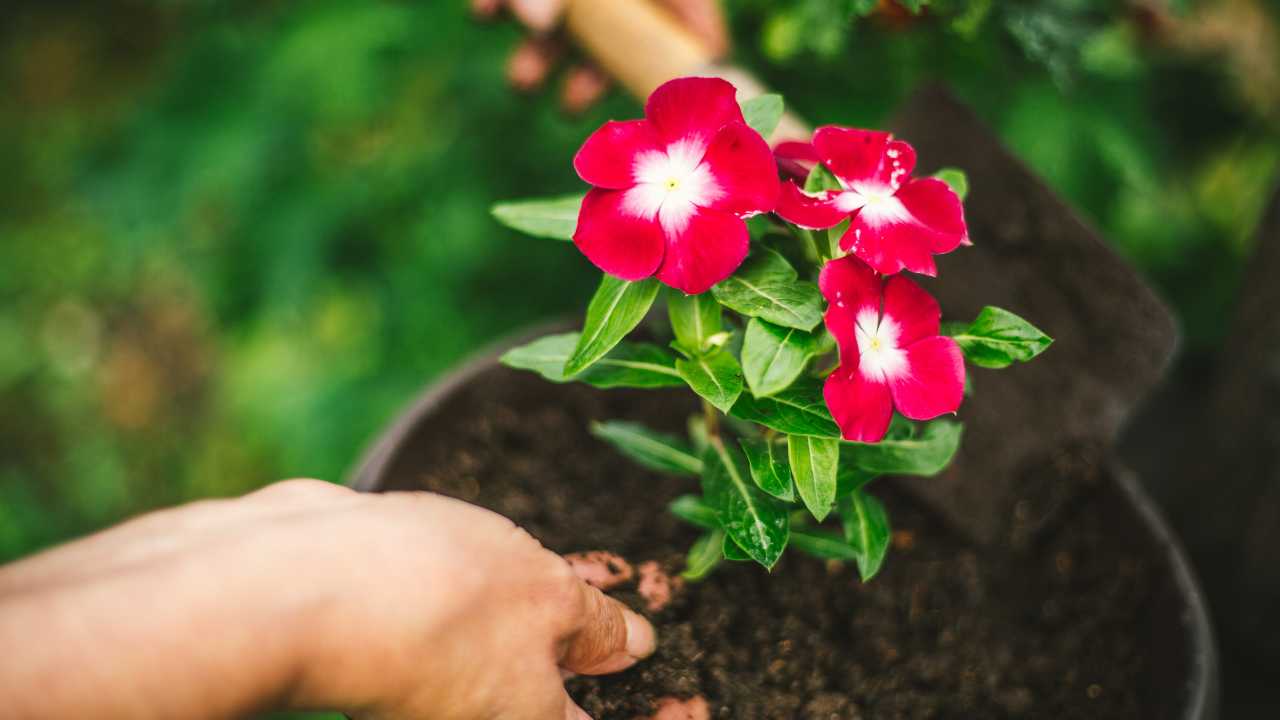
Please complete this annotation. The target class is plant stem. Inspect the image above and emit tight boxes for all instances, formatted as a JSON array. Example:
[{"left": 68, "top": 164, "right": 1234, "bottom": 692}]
[
  {"left": 702, "top": 398, "right": 721, "bottom": 439},
  {"left": 792, "top": 225, "right": 823, "bottom": 264},
  {"left": 827, "top": 228, "right": 842, "bottom": 261}
]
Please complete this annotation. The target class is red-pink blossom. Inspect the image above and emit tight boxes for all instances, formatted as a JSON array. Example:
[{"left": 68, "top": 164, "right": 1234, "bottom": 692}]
[
  {"left": 820, "top": 255, "right": 965, "bottom": 443},
  {"left": 776, "top": 127, "right": 968, "bottom": 277},
  {"left": 773, "top": 140, "right": 819, "bottom": 180},
  {"left": 572, "top": 77, "right": 780, "bottom": 294}
]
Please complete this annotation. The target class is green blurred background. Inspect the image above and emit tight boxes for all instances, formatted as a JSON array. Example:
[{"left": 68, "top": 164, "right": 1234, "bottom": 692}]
[{"left": 2, "top": 0, "right": 1276, "bottom": 563}]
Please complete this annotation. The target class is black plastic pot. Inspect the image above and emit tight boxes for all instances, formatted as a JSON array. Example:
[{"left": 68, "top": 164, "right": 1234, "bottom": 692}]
[{"left": 348, "top": 329, "right": 1220, "bottom": 720}]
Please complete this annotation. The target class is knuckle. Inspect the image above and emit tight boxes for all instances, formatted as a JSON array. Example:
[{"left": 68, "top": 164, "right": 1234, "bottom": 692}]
[
  {"left": 506, "top": 522, "right": 539, "bottom": 545},
  {"left": 545, "top": 559, "right": 589, "bottom": 620},
  {"left": 254, "top": 478, "right": 349, "bottom": 502}
]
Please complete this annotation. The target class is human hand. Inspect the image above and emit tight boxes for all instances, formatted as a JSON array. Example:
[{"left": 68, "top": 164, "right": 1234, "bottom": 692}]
[
  {"left": 0, "top": 480, "right": 655, "bottom": 720},
  {"left": 471, "top": 0, "right": 729, "bottom": 113}
]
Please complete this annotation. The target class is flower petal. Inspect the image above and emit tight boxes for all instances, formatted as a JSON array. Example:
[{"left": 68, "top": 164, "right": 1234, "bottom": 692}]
[
  {"left": 702, "top": 122, "right": 780, "bottom": 217},
  {"left": 655, "top": 207, "right": 749, "bottom": 294},
  {"left": 573, "top": 188, "right": 666, "bottom": 281},
  {"left": 895, "top": 177, "right": 968, "bottom": 252},
  {"left": 813, "top": 127, "right": 917, "bottom": 190},
  {"left": 882, "top": 140, "right": 916, "bottom": 189},
  {"left": 774, "top": 140, "right": 819, "bottom": 179},
  {"left": 574, "top": 119, "right": 661, "bottom": 189},
  {"left": 824, "top": 365, "right": 894, "bottom": 443},
  {"left": 882, "top": 274, "right": 941, "bottom": 346},
  {"left": 812, "top": 126, "right": 889, "bottom": 187},
  {"left": 819, "top": 255, "right": 882, "bottom": 355},
  {"left": 840, "top": 212, "right": 939, "bottom": 277},
  {"left": 645, "top": 77, "right": 744, "bottom": 147},
  {"left": 775, "top": 140, "right": 819, "bottom": 162},
  {"left": 889, "top": 336, "right": 965, "bottom": 421},
  {"left": 776, "top": 181, "right": 848, "bottom": 230},
  {"left": 818, "top": 254, "right": 883, "bottom": 305}
]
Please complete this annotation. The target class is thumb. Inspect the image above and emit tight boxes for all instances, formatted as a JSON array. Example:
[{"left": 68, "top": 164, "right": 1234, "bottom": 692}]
[{"left": 559, "top": 581, "right": 656, "bottom": 675}]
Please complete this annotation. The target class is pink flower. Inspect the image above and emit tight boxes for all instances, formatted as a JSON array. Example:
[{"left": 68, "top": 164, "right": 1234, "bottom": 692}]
[
  {"left": 776, "top": 127, "right": 968, "bottom": 277},
  {"left": 572, "top": 77, "right": 780, "bottom": 294},
  {"left": 773, "top": 140, "right": 819, "bottom": 180},
  {"left": 820, "top": 255, "right": 964, "bottom": 443}
]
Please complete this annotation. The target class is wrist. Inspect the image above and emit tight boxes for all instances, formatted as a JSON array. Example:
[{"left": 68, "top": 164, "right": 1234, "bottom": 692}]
[{"left": 0, "top": 538, "right": 322, "bottom": 719}]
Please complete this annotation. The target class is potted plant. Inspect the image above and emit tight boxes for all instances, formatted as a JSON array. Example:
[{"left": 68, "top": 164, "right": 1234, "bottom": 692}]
[{"left": 352, "top": 78, "right": 1217, "bottom": 719}]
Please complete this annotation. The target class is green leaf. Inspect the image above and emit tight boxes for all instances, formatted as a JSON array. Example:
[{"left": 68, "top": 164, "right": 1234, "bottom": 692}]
[
  {"left": 676, "top": 349, "right": 744, "bottom": 413},
  {"left": 501, "top": 333, "right": 684, "bottom": 389},
  {"left": 723, "top": 533, "right": 752, "bottom": 561},
  {"left": 896, "top": 0, "right": 930, "bottom": 14},
  {"left": 788, "top": 434, "right": 840, "bottom": 521},
  {"left": 711, "top": 251, "right": 823, "bottom": 331},
  {"left": 701, "top": 439, "right": 790, "bottom": 569},
  {"left": 951, "top": 0, "right": 994, "bottom": 37},
  {"left": 885, "top": 414, "right": 915, "bottom": 441},
  {"left": 804, "top": 162, "right": 843, "bottom": 193},
  {"left": 669, "top": 495, "right": 718, "bottom": 529},
  {"left": 946, "top": 306, "right": 1053, "bottom": 369},
  {"left": 490, "top": 194, "right": 582, "bottom": 240},
  {"left": 739, "top": 438, "right": 794, "bottom": 501},
  {"left": 836, "top": 465, "right": 876, "bottom": 496},
  {"left": 814, "top": 328, "right": 838, "bottom": 356},
  {"left": 741, "top": 318, "right": 817, "bottom": 397},
  {"left": 565, "top": 276, "right": 661, "bottom": 377},
  {"left": 932, "top": 168, "right": 969, "bottom": 200},
  {"left": 839, "top": 490, "right": 891, "bottom": 581},
  {"left": 590, "top": 421, "right": 702, "bottom": 476},
  {"left": 729, "top": 378, "right": 841, "bottom": 438},
  {"left": 849, "top": 0, "right": 879, "bottom": 17},
  {"left": 682, "top": 530, "right": 725, "bottom": 580},
  {"left": 739, "top": 94, "right": 785, "bottom": 139},
  {"left": 667, "top": 291, "right": 723, "bottom": 356},
  {"left": 790, "top": 529, "right": 860, "bottom": 561},
  {"left": 840, "top": 419, "right": 963, "bottom": 476}
]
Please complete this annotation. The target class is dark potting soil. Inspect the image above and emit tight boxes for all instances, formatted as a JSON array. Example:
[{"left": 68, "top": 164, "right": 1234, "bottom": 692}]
[{"left": 382, "top": 368, "right": 1153, "bottom": 719}]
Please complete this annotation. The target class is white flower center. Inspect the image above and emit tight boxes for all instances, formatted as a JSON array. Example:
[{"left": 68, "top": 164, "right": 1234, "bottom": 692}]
[
  {"left": 622, "top": 139, "right": 723, "bottom": 236},
  {"left": 854, "top": 308, "right": 907, "bottom": 382},
  {"left": 833, "top": 184, "right": 912, "bottom": 228}
]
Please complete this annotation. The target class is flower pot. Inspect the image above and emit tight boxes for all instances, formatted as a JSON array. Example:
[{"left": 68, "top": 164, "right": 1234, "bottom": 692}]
[{"left": 348, "top": 329, "right": 1218, "bottom": 719}]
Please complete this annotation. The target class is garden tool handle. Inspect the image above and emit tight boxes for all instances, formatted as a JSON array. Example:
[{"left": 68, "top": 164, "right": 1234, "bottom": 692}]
[{"left": 561, "top": 0, "right": 811, "bottom": 143}]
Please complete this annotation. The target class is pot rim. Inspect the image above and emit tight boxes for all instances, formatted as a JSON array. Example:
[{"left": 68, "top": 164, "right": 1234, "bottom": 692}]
[
  {"left": 346, "top": 324, "right": 1219, "bottom": 720},
  {"left": 348, "top": 321, "right": 570, "bottom": 493}
]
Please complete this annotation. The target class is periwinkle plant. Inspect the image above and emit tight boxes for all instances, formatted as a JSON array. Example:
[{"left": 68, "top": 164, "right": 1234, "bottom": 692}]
[{"left": 494, "top": 78, "right": 1050, "bottom": 580}]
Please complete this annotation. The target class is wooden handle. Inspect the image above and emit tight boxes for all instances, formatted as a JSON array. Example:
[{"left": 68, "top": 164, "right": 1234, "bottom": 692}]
[
  {"left": 563, "top": 0, "right": 713, "bottom": 100},
  {"left": 562, "top": 0, "right": 811, "bottom": 143}
]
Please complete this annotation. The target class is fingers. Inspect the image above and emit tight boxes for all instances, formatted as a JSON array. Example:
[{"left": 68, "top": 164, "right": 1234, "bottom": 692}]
[
  {"left": 560, "top": 580, "right": 656, "bottom": 675},
  {"left": 509, "top": 0, "right": 565, "bottom": 34},
  {"left": 655, "top": 0, "right": 731, "bottom": 58},
  {"left": 561, "top": 65, "right": 611, "bottom": 114},
  {"left": 470, "top": 0, "right": 503, "bottom": 19},
  {"left": 471, "top": 0, "right": 563, "bottom": 31},
  {"left": 507, "top": 36, "right": 564, "bottom": 92}
]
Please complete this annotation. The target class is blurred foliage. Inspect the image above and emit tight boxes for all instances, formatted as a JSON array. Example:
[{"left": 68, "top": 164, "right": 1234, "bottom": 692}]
[
  {"left": 0, "top": 0, "right": 1276, "bottom": 633},
  {"left": 0, "top": 0, "right": 618, "bottom": 561},
  {"left": 740, "top": 0, "right": 1279, "bottom": 343}
]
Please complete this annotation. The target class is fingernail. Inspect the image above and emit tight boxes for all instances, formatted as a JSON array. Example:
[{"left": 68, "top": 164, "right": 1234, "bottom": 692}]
[{"left": 624, "top": 608, "right": 656, "bottom": 659}]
